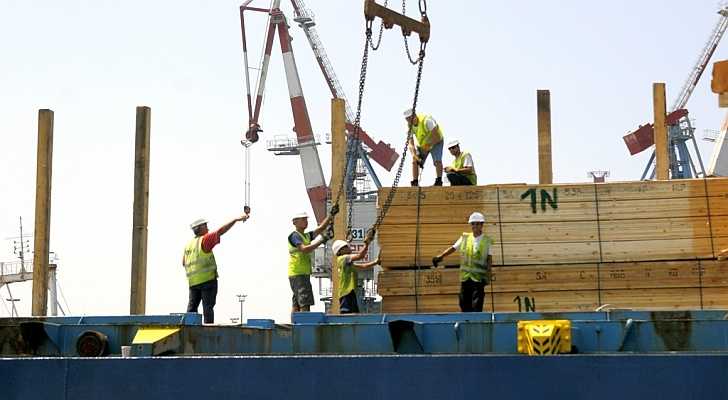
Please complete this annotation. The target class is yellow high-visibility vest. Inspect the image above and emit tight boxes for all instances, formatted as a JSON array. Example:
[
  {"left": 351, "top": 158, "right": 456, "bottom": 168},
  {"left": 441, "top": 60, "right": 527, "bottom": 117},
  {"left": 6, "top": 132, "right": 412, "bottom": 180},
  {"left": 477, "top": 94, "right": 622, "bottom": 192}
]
[
  {"left": 452, "top": 151, "right": 477, "bottom": 185},
  {"left": 410, "top": 113, "right": 443, "bottom": 153},
  {"left": 458, "top": 232, "right": 492, "bottom": 283},
  {"left": 337, "top": 255, "right": 357, "bottom": 298},
  {"left": 183, "top": 237, "right": 218, "bottom": 287},
  {"left": 288, "top": 231, "right": 312, "bottom": 276}
]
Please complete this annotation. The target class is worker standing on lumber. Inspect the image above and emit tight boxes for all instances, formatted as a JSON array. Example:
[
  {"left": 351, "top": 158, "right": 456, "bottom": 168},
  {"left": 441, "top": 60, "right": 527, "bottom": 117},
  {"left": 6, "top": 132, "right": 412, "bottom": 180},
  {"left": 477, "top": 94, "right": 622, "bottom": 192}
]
[
  {"left": 183, "top": 211, "right": 250, "bottom": 324},
  {"left": 332, "top": 232, "right": 379, "bottom": 313},
  {"left": 288, "top": 206, "right": 337, "bottom": 312},
  {"left": 432, "top": 212, "right": 493, "bottom": 312},
  {"left": 404, "top": 108, "right": 444, "bottom": 187},
  {"left": 444, "top": 139, "right": 477, "bottom": 186}
]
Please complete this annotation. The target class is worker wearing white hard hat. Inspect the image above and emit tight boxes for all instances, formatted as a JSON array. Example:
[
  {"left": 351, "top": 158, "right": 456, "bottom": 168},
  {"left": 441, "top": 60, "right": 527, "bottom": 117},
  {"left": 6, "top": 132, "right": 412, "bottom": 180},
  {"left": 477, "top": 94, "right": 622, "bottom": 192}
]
[
  {"left": 444, "top": 139, "right": 477, "bottom": 186},
  {"left": 332, "top": 230, "right": 379, "bottom": 314},
  {"left": 183, "top": 209, "right": 250, "bottom": 324},
  {"left": 432, "top": 211, "right": 493, "bottom": 312},
  {"left": 287, "top": 204, "right": 339, "bottom": 312},
  {"left": 403, "top": 108, "right": 445, "bottom": 187}
]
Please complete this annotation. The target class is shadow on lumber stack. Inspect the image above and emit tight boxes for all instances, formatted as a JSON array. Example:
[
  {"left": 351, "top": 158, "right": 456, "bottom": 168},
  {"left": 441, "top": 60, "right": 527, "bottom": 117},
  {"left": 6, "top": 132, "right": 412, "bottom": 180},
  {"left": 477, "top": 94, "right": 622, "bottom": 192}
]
[{"left": 377, "top": 178, "right": 728, "bottom": 313}]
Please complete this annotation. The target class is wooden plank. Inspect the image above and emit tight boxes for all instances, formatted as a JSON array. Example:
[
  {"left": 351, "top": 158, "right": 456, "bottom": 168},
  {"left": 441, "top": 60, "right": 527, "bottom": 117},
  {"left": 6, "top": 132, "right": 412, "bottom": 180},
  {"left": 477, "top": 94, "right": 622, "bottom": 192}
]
[
  {"left": 600, "top": 238, "right": 714, "bottom": 262},
  {"left": 699, "top": 287, "right": 728, "bottom": 308},
  {"left": 382, "top": 291, "right": 601, "bottom": 313},
  {"left": 32, "top": 109, "right": 53, "bottom": 316},
  {"left": 595, "top": 179, "right": 707, "bottom": 200},
  {"left": 381, "top": 201, "right": 598, "bottom": 224},
  {"left": 654, "top": 82, "right": 669, "bottom": 180},
  {"left": 493, "top": 291, "right": 599, "bottom": 312},
  {"left": 599, "top": 216, "right": 711, "bottom": 241},
  {"left": 537, "top": 89, "right": 552, "bottom": 184},
  {"left": 598, "top": 261, "right": 700, "bottom": 290},
  {"left": 380, "top": 179, "right": 723, "bottom": 208},
  {"left": 330, "top": 98, "right": 347, "bottom": 314},
  {"left": 698, "top": 260, "right": 728, "bottom": 287},
  {"left": 597, "top": 197, "right": 708, "bottom": 220},
  {"left": 601, "top": 288, "right": 700, "bottom": 310},
  {"left": 130, "top": 106, "right": 151, "bottom": 315}
]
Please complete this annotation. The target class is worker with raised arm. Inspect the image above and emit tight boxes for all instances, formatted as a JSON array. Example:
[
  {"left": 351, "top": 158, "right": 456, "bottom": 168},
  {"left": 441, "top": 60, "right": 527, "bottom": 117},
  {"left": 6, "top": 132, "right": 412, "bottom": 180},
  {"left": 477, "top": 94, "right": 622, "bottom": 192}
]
[
  {"left": 183, "top": 210, "right": 250, "bottom": 324},
  {"left": 444, "top": 139, "right": 477, "bottom": 186},
  {"left": 404, "top": 108, "right": 444, "bottom": 187},
  {"left": 332, "top": 230, "right": 379, "bottom": 314},
  {"left": 432, "top": 212, "right": 493, "bottom": 312},
  {"left": 287, "top": 205, "right": 338, "bottom": 312}
]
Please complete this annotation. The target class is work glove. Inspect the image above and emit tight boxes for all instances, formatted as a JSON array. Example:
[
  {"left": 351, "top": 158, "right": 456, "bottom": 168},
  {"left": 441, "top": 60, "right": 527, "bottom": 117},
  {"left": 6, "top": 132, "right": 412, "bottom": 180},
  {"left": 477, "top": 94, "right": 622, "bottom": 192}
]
[
  {"left": 329, "top": 203, "right": 339, "bottom": 217},
  {"left": 321, "top": 225, "right": 334, "bottom": 242},
  {"left": 416, "top": 148, "right": 427, "bottom": 168},
  {"left": 364, "top": 228, "right": 376, "bottom": 244},
  {"left": 432, "top": 256, "right": 442, "bottom": 268}
]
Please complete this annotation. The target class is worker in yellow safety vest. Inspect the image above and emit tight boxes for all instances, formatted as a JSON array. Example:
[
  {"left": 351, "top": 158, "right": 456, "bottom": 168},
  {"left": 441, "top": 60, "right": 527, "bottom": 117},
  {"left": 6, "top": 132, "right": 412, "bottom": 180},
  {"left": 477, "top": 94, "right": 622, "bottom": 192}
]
[
  {"left": 183, "top": 211, "right": 249, "bottom": 324},
  {"left": 332, "top": 231, "right": 379, "bottom": 314},
  {"left": 288, "top": 205, "right": 338, "bottom": 312},
  {"left": 404, "top": 108, "right": 444, "bottom": 187},
  {"left": 444, "top": 139, "right": 477, "bottom": 186},
  {"left": 432, "top": 212, "right": 493, "bottom": 312}
]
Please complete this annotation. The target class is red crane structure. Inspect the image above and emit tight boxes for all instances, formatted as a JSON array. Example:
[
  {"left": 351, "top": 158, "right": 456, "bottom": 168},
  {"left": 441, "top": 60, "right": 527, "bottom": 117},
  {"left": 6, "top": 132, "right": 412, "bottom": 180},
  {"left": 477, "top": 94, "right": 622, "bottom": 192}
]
[
  {"left": 239, "top": 0, "right": 399, "bottom": 222},
  {"left": 622, "top": 6, "right": 728, "bottom": 179}
]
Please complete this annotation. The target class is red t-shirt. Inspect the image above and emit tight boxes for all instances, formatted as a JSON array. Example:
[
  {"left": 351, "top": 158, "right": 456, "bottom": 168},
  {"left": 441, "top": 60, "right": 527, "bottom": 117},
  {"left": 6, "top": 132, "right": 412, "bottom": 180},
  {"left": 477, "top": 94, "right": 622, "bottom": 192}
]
[
  {"left": 182, "top": 230, "right": 221, "bottom": 266},
  {"left": 201, "top": 230, "right": 221, "bottom": 253}
]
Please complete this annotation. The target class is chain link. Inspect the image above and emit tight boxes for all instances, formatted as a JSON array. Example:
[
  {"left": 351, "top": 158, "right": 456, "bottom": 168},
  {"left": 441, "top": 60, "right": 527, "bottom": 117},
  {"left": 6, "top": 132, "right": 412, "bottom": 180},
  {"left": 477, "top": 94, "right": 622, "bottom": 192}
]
[
  {"left": 330, "top": 26, "right": 372, "bottom": 240},
  {"left": 402, "top": 0, "right": 424, "bottom": 65},
  {"left": 368, "top": 0, "right": 388, "bottom": 50}
]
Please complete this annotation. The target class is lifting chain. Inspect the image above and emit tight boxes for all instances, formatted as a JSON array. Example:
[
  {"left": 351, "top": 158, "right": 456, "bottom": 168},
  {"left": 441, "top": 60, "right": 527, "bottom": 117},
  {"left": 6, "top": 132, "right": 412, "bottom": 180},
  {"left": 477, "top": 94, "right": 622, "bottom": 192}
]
[
  {"left": 401, "top": 0, "right": 428, "bottom": 65},
  {"left": 368, "top": 0, "right": 388, "bottom": 50},
  {"left": 330, "top": 0, "right": 428, "bottom": 243},
  {"left": 330, "top": 24, "right": 373, "bottom": 240}
]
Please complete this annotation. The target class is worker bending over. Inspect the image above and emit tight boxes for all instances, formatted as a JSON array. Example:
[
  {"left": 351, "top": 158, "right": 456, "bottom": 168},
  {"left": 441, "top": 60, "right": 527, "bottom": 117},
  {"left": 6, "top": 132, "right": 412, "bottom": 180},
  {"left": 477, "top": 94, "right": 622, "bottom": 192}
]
[
  {"left": 432, "top": 212, "right": 493, "bottom": 312},
  {"left": 288, "top": 206, "right": 337, "bottom": 312},
  {"left": 444, "top": 140, "right": 477, "bottom": 186},
  {"left": 332, "top": 231, "right": 379, "bottom": 314},
  {"left": 184, "top": 211, "right": 249, "bottom": 324},
  {"left": 404, "top": 108, "right": 444, "bottom": 187}
]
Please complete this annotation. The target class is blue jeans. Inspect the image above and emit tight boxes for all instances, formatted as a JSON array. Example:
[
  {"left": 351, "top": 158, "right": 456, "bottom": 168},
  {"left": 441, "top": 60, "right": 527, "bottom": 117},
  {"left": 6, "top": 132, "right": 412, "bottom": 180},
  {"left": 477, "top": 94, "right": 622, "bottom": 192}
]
[{"left": 417, "top": 140, "right": 443, "bottom": 165}]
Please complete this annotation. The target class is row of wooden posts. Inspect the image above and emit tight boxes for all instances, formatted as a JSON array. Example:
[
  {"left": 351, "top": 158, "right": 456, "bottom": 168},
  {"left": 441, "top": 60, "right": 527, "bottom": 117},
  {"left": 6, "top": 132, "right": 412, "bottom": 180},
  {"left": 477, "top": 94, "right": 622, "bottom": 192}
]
[{"left": 29, "top": 107, "right": 151, "bottom": 316}]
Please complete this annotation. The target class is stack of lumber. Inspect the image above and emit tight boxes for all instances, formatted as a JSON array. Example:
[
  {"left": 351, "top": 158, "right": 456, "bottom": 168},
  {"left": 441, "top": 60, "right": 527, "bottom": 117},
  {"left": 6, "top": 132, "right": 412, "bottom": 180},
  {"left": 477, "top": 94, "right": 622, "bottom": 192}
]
[{"left": 376, "top": 178, "right": 728, "bottom": 313}]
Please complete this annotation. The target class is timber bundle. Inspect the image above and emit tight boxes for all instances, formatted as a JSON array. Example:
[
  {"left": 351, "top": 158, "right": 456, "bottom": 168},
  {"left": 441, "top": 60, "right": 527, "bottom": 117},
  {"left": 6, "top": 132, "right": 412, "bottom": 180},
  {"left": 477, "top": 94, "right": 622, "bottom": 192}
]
[{"left": 377, "top": 178, "right": 728, "bottom": 313}]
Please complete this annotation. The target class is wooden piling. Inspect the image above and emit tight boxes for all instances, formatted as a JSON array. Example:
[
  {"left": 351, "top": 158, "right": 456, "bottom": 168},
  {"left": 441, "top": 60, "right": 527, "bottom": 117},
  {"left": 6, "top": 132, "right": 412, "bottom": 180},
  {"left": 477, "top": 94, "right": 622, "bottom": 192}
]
[
  {"left": 537, "top": 90, "right": 553, "bottom": 184},
  {"left": 32, "top": 109, "right": 53, "bottom": 316},
  {"left": 653, "top": 83, "right": 669, "bottom": 180},
  {"left": 330, "top": 99, "right": 347, "bottom": 314},
  {"left": 130, "top": 106, "right": 151, "bottom": 315}
]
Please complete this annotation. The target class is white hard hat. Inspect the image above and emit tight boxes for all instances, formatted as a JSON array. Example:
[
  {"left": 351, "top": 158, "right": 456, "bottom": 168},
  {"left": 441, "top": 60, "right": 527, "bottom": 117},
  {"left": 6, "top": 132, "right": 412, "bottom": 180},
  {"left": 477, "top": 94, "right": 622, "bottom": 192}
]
[
  {"left": 332, "top": 240, "right": 349, "bottom": 256},
  {"left": 468, "top": 212, "right": 485, "bottom": 223},
  {"left": 447, "top": 139, "right": 460, "bottom": 148},
  {"left": 403, "top": 108, "right": 414, "bottom": 118},
  {"left": 292, "top": 211, "right": 308, "bottom": 220},
  {"left": 190, "top": 218, "right": 208, "bottom": 229}
]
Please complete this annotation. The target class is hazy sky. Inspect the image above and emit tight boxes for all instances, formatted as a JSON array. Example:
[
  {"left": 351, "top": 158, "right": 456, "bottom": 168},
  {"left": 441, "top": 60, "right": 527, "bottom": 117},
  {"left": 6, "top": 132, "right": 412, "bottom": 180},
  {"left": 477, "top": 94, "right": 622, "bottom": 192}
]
[{"left": 1, "top": 0, "right": 727, "bottom": 323}]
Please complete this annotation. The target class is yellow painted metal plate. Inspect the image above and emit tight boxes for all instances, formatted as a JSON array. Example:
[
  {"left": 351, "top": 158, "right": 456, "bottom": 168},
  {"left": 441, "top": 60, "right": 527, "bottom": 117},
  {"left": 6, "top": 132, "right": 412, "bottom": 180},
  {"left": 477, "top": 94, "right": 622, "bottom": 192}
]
[{"left": 132, "top": 327, "right": 180, "bottom": 344}]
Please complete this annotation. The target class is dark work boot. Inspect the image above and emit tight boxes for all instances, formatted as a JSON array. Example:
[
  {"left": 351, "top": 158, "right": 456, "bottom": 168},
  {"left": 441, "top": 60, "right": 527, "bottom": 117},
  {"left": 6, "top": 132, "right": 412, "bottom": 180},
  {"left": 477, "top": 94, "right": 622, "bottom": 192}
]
[
  {"left": 410, "top": 179, "right": 419, "bottom": 187},
  {"left": 434, "top": 177, "right": 443, "bottom": 186}
]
